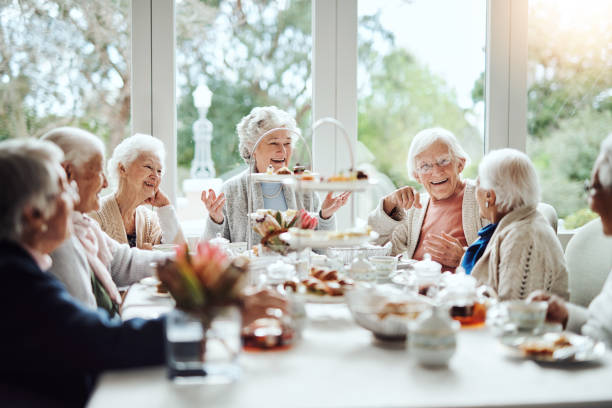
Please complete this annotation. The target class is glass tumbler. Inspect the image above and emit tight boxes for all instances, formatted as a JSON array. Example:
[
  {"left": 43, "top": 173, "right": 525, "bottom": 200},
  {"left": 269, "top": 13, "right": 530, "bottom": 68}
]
[{"left": 166, "top": 306, "right": 242, "bottom": 384}]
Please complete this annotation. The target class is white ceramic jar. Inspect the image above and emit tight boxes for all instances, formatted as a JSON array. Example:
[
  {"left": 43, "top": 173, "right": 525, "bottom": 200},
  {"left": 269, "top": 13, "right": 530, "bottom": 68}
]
[{"left": 409, "top": 305, "right": 459, "bottom": 367}]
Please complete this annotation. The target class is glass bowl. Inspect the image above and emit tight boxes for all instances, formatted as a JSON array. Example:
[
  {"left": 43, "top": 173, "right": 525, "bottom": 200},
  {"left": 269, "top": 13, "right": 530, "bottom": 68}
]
[{"left": 346, "top": 284, "right": 432, "bottom": 341}]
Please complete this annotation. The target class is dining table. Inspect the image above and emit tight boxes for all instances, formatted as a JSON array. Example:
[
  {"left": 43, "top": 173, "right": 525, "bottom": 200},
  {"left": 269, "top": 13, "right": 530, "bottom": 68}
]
[{"left": 88, "top": 282, "right": 612, "bottom": 408}]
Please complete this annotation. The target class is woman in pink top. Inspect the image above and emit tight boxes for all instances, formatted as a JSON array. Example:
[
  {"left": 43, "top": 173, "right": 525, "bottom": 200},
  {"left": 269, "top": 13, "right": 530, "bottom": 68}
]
[{"left": 368, "top": 127, "right": 488, "bottom": 271}]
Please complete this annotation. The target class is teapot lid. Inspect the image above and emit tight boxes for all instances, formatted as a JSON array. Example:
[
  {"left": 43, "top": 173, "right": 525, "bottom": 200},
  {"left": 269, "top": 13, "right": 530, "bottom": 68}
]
[
  {"left": 267, "top": 260, "right": 296, "bottom": 282},
  {"left": 412, "top": 305, "right": 458, "bottom": 334},
  {"left": 441, "top": 267, "right": 477, "bottom": 291},
  {"left": 208, "top": 233, "right": 230, "bottom": 247},
  {"left": 413, "top": 254, "right": 442, "bottom": 276}
]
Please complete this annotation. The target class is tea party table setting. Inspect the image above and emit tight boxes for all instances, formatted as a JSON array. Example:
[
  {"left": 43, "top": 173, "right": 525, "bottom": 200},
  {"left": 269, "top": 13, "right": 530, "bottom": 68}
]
[{"left": 88, "top": 245, "right": 612, "bottom": 408}]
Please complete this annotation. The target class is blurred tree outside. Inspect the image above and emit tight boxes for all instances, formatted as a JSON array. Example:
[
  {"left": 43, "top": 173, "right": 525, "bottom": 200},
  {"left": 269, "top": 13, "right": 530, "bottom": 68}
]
[
  {"left": 469, "top": 0, "right": 612, "bottom": 228},
  {"left": 527, "top": 0, "right": 611, "bottom": 227},
  {"left": 176, "top": 0, "right": 313, "bottom": 182},
  {"left": 357, "top": 10, "right": 484, "bottom": 190},
  {"left": 5, "top": 0, "right": 608, "bottom": 231},
  {"left": 0, "top": 0, "right": 131, "bottom": 148}
]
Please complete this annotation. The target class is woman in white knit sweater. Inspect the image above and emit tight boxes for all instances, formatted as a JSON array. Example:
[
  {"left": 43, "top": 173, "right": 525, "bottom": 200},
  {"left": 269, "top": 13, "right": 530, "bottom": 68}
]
[
  {"left": 468, "top": 148, "right": 569, "bottom": 301},
  {"left": 368, "top": 127, "right": 488, "bottom": 271},
  {"left": 532, "top": 133, "right": 612, "bottom": 347}
]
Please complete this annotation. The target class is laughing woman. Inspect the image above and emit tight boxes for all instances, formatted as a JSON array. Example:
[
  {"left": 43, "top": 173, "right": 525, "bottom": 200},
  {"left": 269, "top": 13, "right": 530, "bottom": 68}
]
[
  {"left": 90, "top": 134, "right": 185, "bottom": 249},
  {"left": 201, "top": 106, "right": 349, "bottom": 243},
  {"left": 368, "top": 127, "right": 488, "bottom": 271}
]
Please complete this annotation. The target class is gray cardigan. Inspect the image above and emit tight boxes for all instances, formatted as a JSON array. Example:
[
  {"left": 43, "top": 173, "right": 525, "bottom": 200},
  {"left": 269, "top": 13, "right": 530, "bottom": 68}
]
[{"left": 202, "top": 169, "right": 336, "bottom": 244}]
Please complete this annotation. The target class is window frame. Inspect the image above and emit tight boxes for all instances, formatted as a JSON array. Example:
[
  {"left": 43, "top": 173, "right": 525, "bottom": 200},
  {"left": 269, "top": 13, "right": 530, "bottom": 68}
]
[{"left": 132, "top": 0, "right": 528, "bottom": 212}]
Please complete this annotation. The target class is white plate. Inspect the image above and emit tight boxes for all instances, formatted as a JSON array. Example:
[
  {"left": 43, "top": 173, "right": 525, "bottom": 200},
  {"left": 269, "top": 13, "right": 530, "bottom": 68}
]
[
  {"left": 279, "top": 230, "right": 379, "bottom": 249},
  {"left": 500, "top": 331, "right": 605, "bottom": 363},
  {"left": 284, "top": 178, "right": 376, "bottom": 192},
  {"left": 140, "top": 276, "right": 160, "bottom": 287},
  {"left": 295, "top": 292, "right": 346, "bottom": 304},
  {"left": 250, "top": 173, "right": 295, "bottom": 183}
]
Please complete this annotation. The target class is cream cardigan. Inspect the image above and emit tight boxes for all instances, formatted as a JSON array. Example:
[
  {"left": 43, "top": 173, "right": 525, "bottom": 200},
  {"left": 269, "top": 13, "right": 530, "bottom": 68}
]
[
  {"left": 368, "top": 180, "right": 487, "bottom": 256},
  {"left": 90, "top": 194, "right": 185, "bottom": 249},
  {"left": 471, "top": 205, "right": 569, "bottom": 301}
]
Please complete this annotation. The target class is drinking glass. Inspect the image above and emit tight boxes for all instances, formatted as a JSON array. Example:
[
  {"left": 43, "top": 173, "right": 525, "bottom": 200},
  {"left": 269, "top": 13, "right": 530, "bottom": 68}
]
[{"left": 166, "top": 306, "right": 242, "bottom": 384}]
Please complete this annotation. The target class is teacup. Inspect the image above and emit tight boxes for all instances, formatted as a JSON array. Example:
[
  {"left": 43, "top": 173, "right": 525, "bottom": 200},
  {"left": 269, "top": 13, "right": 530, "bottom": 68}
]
[
  {"left": 505, "top": 300, "right": 548, "bottom": 331},
  {"left": 369, "top": 256, "right": 398, "bottom": 280}
]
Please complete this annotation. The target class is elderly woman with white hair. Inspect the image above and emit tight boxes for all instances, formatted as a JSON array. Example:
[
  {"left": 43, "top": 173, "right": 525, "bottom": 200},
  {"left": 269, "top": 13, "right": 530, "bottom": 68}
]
[
  {"left": 465, "top": 148, "right": 568, "bottom": 300},
  {"left": 90, "top": 133, "right": 185, "bottom": 249},
  {"left": 42, "top": 127, "right": 170, "bottom": 316},
  {"left": 201, "top": 106, "right": 349, "bottom": 243},
  {"left": 0, "top": 139, "right": 165, "bottom": 406},
  {"left": 369, "top": 127, "right": 488, "bottom": 271},
  {"left": 530, "top": 134, "right": 612, "bottom": 346}
]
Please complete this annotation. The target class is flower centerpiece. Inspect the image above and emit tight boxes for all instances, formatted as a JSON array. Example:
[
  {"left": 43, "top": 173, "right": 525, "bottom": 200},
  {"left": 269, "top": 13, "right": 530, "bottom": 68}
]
[
  {"left": 156, "top": 242, "right": 249, "bottom": 324},
  {"left": 250, "top": 209, "right": 318, "bottom": 254}
]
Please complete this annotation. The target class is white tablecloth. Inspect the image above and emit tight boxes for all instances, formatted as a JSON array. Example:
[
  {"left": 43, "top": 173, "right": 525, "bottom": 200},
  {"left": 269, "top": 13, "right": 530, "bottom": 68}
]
[{"left": 88, "top": 284, "right": 612, "bottom": 408}]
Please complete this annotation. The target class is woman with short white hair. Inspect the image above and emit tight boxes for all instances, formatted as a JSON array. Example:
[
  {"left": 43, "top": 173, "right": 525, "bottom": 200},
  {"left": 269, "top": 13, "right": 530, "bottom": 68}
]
[
  {"left": 90, "top": 133, "right": 185, "bottom": 249},
  {"left": 369, "top": 127, "right": 488, "bottom": 271},
  {"left": 201, "top": 106, "right": 349, "bottom": 243},
  {"left": 465, "top": 148, "right": 568, "bottom": 300},
  {"left": 42, "top": 127, "right": 170, "bottom": 316}
]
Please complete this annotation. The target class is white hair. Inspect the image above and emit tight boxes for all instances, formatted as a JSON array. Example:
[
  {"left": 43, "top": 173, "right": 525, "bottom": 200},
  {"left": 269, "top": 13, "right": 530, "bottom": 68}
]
[
  {"left": 0, "top": 139, "right": 64, "bottom": 242},
  {"left": 406, "top": 127, "right": 471, "bottom": 180},
  {"left": 41, "top": 126, "right": 105, "bottom": 168},
  {"left": 237, "top": 106, "right": 300, "bottom": 162},
  {"left": 107, "top": 133, "right": 166, "bottom": 186},
  {"left": 597, "top": 133, "right": 612, "bottom": 188},
  {"left": 478, "top": 148, "right": 540, "bottom": 212}
]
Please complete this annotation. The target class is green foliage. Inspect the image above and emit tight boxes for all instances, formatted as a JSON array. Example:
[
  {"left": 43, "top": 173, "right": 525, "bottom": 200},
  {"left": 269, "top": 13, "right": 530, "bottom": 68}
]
[
  {"left": 563, "top": 208, "right": 599, "bottom": 231},
  {"left": 358, "top": 46, "right": 483, "bottom": 189},
  {"left": 528, "top": 108, "right": 612, "bottom": 218}
]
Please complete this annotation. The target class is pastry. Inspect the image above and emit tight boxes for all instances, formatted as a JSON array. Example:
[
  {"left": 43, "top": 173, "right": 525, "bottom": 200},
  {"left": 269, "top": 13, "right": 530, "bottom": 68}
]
[
  {"left": 275, "top": 166, "right": 292, "bottom": 175},
  {"left": 292, "top": 163, "right": 306, "bottom": 174}
]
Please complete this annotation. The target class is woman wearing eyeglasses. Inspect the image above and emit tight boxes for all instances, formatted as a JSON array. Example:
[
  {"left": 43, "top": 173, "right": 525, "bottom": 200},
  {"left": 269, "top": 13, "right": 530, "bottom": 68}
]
[{"left": 368, "top": 127, "right": 488, "bottom": 271}]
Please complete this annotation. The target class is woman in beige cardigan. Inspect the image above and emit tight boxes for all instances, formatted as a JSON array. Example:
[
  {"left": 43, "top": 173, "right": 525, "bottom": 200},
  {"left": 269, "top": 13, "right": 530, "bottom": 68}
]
[
  {"left": 368, "top": 127, "right": 488, "bottom": 271},
  {"left": 467, "top": 148, "right": 569, "bottom": 301},
  {"left": 90, "top": 134, "right": 185, "bottom": 249}
]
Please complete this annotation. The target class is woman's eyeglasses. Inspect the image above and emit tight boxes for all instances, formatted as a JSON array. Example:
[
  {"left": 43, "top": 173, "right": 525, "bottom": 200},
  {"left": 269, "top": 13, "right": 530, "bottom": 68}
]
[{"left": 416, "top": 156, "right": 452, "bottom": 175}]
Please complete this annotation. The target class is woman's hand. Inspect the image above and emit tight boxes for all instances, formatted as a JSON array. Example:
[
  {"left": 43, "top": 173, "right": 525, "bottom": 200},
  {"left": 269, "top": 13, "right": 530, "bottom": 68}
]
[
  {"left": 201, "top": 189, "right": 225, "bottom": 224},
  {"left": 241, "top": 288, "right": 288, "bottom": 328},
  {"left": 320, "top": 191, "right": 351, "bottom": 219},
  {"left": 527, "top": 291, "right": 569, "bottom": 328},
  {"left": 145, "top": 189, "right": 171, "bottom": 207},
  {"left": 383, "top": 186, "right": 422, "bottom": 216},
  {"left": 422, "top": 232, "right": 465, "bottom": 268}
]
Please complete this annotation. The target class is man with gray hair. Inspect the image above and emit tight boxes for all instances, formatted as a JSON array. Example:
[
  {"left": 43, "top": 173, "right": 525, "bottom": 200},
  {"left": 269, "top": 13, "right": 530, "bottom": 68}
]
[{"left": 42, "top": 127, "right": 169, "bottom": 316}]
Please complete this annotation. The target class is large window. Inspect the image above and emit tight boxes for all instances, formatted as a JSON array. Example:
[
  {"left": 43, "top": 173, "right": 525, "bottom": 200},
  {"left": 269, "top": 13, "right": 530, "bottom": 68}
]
[
  {"left": 175, "top": 0, "right": 312, "bottom": 197},
  {"left": 526, "top": 0, "right": 612, "bottom": 230},
  {"left": 357, "top": 0, "right": 486, "bottom": 214},
  {"left": 0, "top": 0, "right": 131, "bottom": 151}
]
